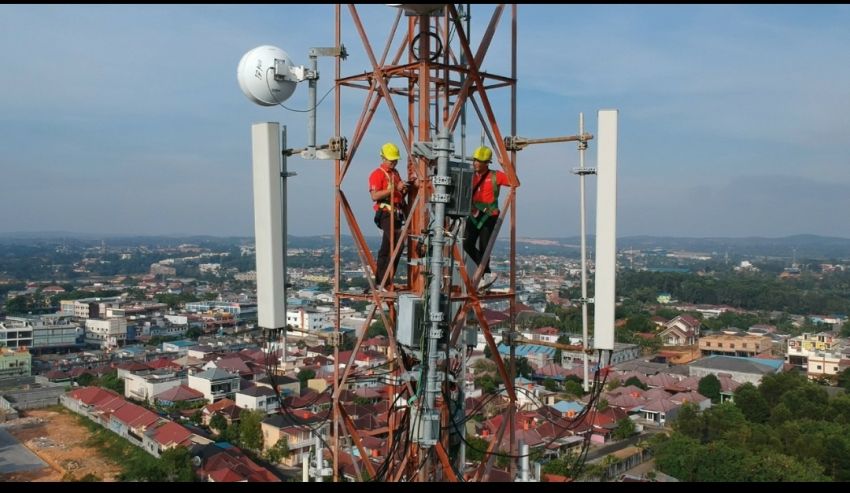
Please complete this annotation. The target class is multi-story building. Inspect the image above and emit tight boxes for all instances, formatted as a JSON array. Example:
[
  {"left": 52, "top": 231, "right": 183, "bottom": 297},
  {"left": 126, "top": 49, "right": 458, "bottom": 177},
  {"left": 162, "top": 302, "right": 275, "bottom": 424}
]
[
  {"left": 124, "top": 370, "right": 185, "bottom": 404},
  {"left": 59, "top": 296, "right": 123, "bottom": 319},
  {"left": 786, "top": 332, "right": 840, "bottom": 370},
  {"left": 286, "top": 307, "right": 333, "bottom": 332},
  {"left": 658, "top": 315, "right": 701, "bottom": 346},
  {"left": 0, "top": 315, "right": 83, "bottom": 352},
  {"left": 806, "top": 352, "right": 842, "bottom": 380},
  {"left": 0, "top": 347, "right": 31, "bottom": 378},
  {"left": 234, "top": 385, "right": 278, "bottom": 414},
  {"left": 699, "top": 334, "right": 773, "bottom": 358},
  {"left": 185, "top": 301, "right": 257, "bottom": 320},
  {"left": 188, "top": 368, "right": 241, "bottom": 403},
  {"left": 85, "top": 318, "right": 128, "bottom": 348},
  {"left": 261, "top": 416, "right": 329, "bottom": 467},
  {"left": 561, "top": 342, "right": 640, "bottom": 368}
]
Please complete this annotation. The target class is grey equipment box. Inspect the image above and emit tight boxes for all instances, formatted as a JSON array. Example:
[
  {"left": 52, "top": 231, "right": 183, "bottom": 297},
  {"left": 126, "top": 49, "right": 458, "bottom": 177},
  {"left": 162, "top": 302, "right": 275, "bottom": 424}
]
[{"left": 444, "top": 160, "right": 475, "bottom": 218}]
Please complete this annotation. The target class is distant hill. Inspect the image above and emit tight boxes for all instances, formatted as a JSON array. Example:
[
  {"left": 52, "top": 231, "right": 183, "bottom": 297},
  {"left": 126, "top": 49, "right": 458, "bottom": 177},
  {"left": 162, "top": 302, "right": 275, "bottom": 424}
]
[
  {"left": 526, "top": 235, "right": 850, "bottom": 259},
  {"left": 2, "top": 232, "right": 849, "bottom": 259}
]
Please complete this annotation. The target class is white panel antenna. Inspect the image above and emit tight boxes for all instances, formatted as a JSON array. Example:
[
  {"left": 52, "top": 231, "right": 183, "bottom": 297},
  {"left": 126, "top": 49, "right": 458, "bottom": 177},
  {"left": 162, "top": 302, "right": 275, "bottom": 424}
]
[
  {"left": 252, "top": 123, "right": 287, "bottom": 329},
  {"left": 594, "top": 110, "right": 618, "bottom": 351}
]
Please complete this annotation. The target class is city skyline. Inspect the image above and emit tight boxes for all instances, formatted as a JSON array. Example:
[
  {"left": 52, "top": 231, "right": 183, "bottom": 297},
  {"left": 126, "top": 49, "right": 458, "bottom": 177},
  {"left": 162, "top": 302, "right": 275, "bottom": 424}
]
[{"left": 1, "top": 5, "right": 849, "bottom": 238}]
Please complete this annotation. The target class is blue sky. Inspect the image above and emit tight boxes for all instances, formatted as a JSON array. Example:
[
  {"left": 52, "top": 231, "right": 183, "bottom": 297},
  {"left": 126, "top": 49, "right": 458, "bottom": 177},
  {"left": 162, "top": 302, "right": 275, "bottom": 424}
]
[{"left": 1, "top": 4, "right": 849, "bottom": 239}]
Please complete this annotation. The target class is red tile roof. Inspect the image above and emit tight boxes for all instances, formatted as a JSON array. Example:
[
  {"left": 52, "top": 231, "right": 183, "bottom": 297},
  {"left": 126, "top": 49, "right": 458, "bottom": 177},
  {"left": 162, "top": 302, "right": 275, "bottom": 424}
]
[
  {"left": 201, "top": 446, "right": 280, "bottom": 482},
  {"left": 112, "top": 402, "right": 159, "bottom": 429},
  {"left": 155, "top": 384, "right": 204, "bottom": 403},
  {"left": 150, "top": 421, "right": 192, "bottom": 447},
  {"left": 66, "top": 387, "right": 120, "bottom": 406}
]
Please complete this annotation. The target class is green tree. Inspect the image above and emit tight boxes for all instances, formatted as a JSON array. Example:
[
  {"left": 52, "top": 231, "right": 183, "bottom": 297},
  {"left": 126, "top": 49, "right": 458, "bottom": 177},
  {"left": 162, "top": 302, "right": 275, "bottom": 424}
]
[
  {"left": 650, "top": 433, "right": 701, "bottom": 482},
  {"left": 185, "top": 326, "right": 203, "bottom": 339},
  {"left": 209, "top": 413, "right": 227, "bottom": 433},
  {"left": 99, "top": 371, "right": 124, "bottom": 394},
  {"left": 543, "top": 378, "right": 560, "bottom": 392},
  {"left": 298, "top": 369, "right": 316, "bottom": 391},
  {"left": 4, "top": 296, "right": 30, "bottom": 314},
  {"left": 366, "top": 318, "right": 387, "bottom": 338},
  {"left": 266, "top": 437, "right": 290, "bottom": 463},
  {"left": 733, "top": 382, "right": 770, "bottom": 424},
  {"left": 76, "top": 372, "right": 96, "bottom": 387},
  {"left": 562, "top": 380, "right": 584, "bottom": 398},
  {"left": 516, "top": 357, "right": 533, "bottom": 379},
  {"left": 702, "top": 402, "right": 748, "bottom": 443},
  {"left": 596, "top": 398, "right": 609, "bottom": 412},
  {"left": 624, "top": 376, "right": 647, "bottom": 390},
  {"left": 238, "top": 410, "right": 265, "bottom": 452},
  {"left": 698, "top": 374, "right": 722, "bottom": 403},
  {"left": 837, "top": 368, "right": 850, "bottom": 391},
  {"left": 475, "top": 374, "right": 498, "bottom": 394},
  {"left": 465, "top": 436, "right": 490, "bottom": 462},
  {"left": 612, "top": 417, "right": 636, "bottom": 440},
  {"left": 673, "top": 402, "right": 704, "bottom": 440},
  {"left": 159, "top": 446, "right": 196, "bottom": 482}
]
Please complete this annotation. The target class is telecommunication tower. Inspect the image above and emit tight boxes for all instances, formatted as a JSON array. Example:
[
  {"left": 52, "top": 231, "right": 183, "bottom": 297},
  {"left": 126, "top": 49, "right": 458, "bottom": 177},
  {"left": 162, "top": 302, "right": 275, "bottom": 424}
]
[{"left": 238, "top": 4, "right": 618, "bottom": 482}]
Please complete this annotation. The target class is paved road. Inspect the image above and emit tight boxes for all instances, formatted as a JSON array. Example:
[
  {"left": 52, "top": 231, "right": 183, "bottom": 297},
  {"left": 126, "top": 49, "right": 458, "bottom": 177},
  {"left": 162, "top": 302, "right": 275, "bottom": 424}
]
[{"left": 0, "top": 428, "right": 47, "bottom": 475}]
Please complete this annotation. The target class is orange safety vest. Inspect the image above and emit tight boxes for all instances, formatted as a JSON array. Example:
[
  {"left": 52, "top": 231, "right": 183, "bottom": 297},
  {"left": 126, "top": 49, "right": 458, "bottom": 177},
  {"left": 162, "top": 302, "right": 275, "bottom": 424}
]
[{"left": 470, "top": 172, "right": 499, "bottom": 229}]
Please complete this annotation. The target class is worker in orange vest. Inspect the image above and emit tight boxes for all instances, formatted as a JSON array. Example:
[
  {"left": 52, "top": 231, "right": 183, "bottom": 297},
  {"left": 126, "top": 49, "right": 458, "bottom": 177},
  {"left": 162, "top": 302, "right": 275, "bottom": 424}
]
[
  {"left": 368, "top": 142, "right": 409, "bottom": 291},
  {"left": 464, "top": 145, "right": 515, "bottom": 291}
]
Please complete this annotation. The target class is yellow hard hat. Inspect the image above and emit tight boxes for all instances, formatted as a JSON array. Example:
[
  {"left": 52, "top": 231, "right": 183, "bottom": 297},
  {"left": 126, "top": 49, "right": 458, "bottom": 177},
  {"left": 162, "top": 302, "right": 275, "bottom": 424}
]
[
  {"left": 473, "top": 145, "right": 492, "bottom": 163},
  {"left": 381, "top": 142, "right": 400, "bottom": 161}
]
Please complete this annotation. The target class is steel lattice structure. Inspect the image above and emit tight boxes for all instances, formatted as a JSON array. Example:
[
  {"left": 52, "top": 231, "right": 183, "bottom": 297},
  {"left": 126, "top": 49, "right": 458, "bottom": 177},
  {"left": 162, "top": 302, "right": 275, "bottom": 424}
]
[{"left": 329, "top": 4, "right": 522, "bottom": 482}]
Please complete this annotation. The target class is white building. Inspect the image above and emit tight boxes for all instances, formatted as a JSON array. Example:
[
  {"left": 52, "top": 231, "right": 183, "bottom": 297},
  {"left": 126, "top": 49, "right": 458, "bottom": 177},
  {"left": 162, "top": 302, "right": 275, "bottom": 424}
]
[
  {"left": 187, "top": 368, "right": 241, "bottom": 403},
  {"left": 85, "top": 318, "right": 128, "bottom": 348},
  {"left": 125, "top": 371, "right": 185, "bottom": 404},
  {"left": 59, "top": 296, "right": 123, "bottom": 319},
  {"left": 785, "top": 332, "right": 842, "bottom": 374},
  {"left": 234, "top": 385, "right": 278, "bottom": 414},
  {"left": 1, "top": 315, "right": 83, "bottom": 350},
  {"left": 806, "top": 352, "right": 842, "bottom": 380},
  {"left": 286, "top": 308, "right": 333, "bottom": 332}
]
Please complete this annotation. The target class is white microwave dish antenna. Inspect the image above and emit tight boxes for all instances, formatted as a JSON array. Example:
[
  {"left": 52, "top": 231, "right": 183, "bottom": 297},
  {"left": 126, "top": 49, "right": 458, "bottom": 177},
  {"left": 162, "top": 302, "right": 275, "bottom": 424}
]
[{"left": 237, "top": 45, "right": 298, "bottom": 106}]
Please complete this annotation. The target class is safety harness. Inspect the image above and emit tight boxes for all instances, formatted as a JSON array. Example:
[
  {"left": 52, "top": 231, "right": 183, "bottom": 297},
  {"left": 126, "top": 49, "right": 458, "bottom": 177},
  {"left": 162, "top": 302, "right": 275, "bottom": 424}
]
[
  {"left": 376, "top": 167, "right": 406, "bottom": 220},
  {"left": 470, "top": 171, "right": 499, "bottom": 230},
  {"left": 376, "top": 167, "right": 399, "bottom": 212}
]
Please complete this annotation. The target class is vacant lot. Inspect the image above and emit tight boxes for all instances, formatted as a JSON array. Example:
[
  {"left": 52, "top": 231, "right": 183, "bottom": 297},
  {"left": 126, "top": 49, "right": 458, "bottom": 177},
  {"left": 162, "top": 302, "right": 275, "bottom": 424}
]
[{"left": 1, "top": 408, "right": 122, "bottom": 481}]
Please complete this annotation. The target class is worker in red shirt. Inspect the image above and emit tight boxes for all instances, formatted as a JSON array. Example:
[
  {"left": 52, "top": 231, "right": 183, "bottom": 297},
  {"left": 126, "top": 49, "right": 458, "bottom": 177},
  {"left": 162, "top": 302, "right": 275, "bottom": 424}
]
[
  {"left": 464, "top": 145, "right": 515, "bottom": 291},
  {"left": 368, "top": 142, "right": 408, "bottom": 291}
]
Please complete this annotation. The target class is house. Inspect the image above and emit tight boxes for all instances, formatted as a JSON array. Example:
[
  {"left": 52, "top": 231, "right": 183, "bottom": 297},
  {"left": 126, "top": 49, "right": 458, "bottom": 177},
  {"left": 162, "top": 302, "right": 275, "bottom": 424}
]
[
  {"left": 197, "top": 443, "right": 280, "bottom": 482},
  {"left": 142, "top": 421, "right": 194, "bottom": 457},
  {"left": 109, "top": 401, "right": 160, "bottom": 445},
  {"left": 188, "top": 368, "right": 241, "bottom": 403},
  {"left": 639, "top": 398, "right": 681, "bottom": 425},
  {"left": 61, "top": 386, "right": 122, "bottom": 418},
  {"left": 154, "top": 385, "right": 206, "bottom": 409},
  {"left": 124, "top": 370, "right": 185, "bottom": 404},
  {"left": 201, "top": 398, "right": 241, "bottom": 427},
  {"left": 115, "top": 361, "right": 152, "bottom": 380},
  {"left": 699, "top": 334, "right": 772, "bottom": 358},
  {"left": 658, "top": 315, "right": 701, "bottom": 346},
  {"left": 261, "top": 414, "right": 329, "bottom": 467},
  {"left": 532, "top": 327, "right": 560, "bottom": 344},
  {"left": 203, "top": 357, "right": 255, "bottom": 380},
  {"left": 688, "top": 355, "right": 783, "bottom": 386},
  {"left": 273, "top": 374, "right": 300, "bottom": 397},
  {"left": 234, "top": 385, "right": 278, "bottom": 414}
]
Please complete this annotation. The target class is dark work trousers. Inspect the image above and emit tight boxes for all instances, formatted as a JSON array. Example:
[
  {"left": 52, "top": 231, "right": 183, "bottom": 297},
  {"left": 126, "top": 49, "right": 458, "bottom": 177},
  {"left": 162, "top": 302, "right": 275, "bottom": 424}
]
[
  {"left": 464, "top": 214, "right": 498, "bottom": 274},
  {"left": 375, "top": 209, "right": 404, "bottom": 287}
]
